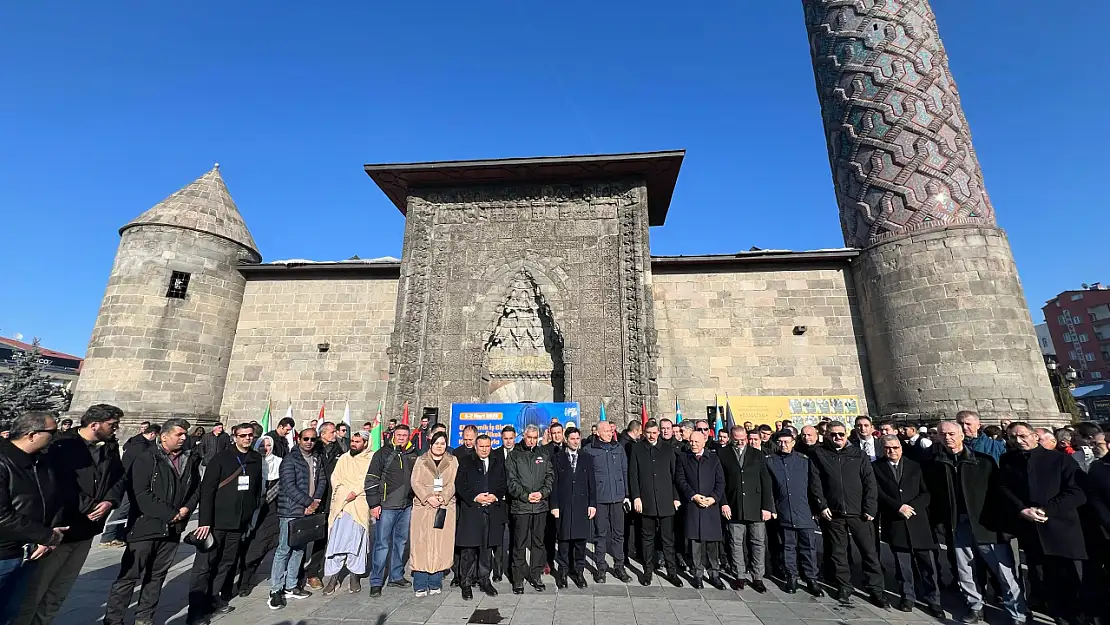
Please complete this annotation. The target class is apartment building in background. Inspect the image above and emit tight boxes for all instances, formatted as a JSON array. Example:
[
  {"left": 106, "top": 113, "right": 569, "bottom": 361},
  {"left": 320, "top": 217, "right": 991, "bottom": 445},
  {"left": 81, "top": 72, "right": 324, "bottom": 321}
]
[{"left": 1043, "top": 283, "right": 1110, "bottom": 382}]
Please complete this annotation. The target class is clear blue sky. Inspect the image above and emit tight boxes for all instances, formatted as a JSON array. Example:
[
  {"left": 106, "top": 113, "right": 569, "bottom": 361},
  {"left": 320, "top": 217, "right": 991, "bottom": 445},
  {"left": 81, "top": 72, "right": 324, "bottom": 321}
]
[{"left": 2, "top": 1, "right": 1106, "bottom": 357}]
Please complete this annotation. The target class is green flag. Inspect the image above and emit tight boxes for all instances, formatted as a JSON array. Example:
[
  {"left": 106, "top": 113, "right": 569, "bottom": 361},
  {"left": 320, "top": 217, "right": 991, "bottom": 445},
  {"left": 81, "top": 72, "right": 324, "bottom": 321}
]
[
  {"left": 370, "top": 400, "right": 383, "bottom": 452},
  {"left": 261, "top": 400, "right": 272, "bottom": 432}
]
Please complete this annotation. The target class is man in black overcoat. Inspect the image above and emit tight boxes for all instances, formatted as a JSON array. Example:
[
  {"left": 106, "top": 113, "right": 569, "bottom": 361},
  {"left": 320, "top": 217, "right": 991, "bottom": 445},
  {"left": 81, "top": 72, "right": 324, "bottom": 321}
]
[
  {"left": 628, "top": 420, "right": 682, "bottom": 587},
  {"left": 550, "top": 427, "right": 596, "bottom": 589},
  {"left": 675, "top": 431, "right": 725, "bottom": 590},
  {"left": 873, "top": 434, "right": 943, "bottom": 617},
  {"left": 455, "top": 434, "right": 507, "bottom": 599},
  {"left": 997, "top": 423, "right": 1087, "bottom": 625}
]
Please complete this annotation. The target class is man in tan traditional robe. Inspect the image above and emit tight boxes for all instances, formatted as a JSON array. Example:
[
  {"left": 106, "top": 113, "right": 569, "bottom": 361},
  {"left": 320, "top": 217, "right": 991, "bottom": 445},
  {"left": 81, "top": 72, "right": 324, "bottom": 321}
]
[{"left": 322, "top": 431, "right": 374, "bottom": 594}]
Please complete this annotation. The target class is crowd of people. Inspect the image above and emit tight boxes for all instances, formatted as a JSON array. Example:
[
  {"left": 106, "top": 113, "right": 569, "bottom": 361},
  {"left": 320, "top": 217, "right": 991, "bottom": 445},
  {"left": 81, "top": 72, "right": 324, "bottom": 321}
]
[{"left": 1, "top": 405, "right": 1109, "bottom": 625}]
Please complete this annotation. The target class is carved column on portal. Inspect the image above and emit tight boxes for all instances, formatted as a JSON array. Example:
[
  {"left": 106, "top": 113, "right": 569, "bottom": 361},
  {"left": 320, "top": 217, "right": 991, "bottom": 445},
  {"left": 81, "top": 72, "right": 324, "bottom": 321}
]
[
  {"left": 385, "top": 197, "right": 435, "bottom": 421},
  {"left": 616, "top": 185, "right": 659, "bottom": 423},
  {"left": 801, "top": 0, "right": 1061, "bottom": 421}
]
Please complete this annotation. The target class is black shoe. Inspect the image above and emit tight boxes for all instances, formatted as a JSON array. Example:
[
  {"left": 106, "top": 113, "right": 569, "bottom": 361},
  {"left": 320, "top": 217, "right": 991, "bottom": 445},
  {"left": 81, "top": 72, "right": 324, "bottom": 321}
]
[
  {"left": 690, "top": 577, "right": 704, "bottom": 590},
  {"left": 707, "top": 575, "right": 725, "bottom": 591},
  {"left": 870, "top": 592, "right": 890, "bottom": 610},
  {"left": 512, "top": 584, "right": 524, "bottom": 595},
  {"left": 268, "top": 591, "right": 286, "bottom": 610},
  {"left": 750, "top": 580, "right": 767, "bottom": 594},
  {"left": 612, "top": 567, "right": 631, "bottom": 583},
  {"left": 959, "top": 609, "right": 982, "bottom": 624},
  {"left": 639, "top": 573, "right": 653, "bottom": 586},
  {"left": 925, "top": 604, "right": 945, "bottom": 619},
  {"left": 461, "top": 586, "right": 474, "bottom": 601},
  {"left": 837, "top": 587, "right": 853, "bottom": 606},
  {"left": 571, "top": 574, "right": 588, "bottom": 589},
  {"left": 451, "top": 576, "right": 461, "bottom": 588},
  {"left": 897, "top": 598, "right": 913, "bottom": 613},
  {"left": 784, "top": 578, "right": 798, "bottom": 594},
  {"left": 806, "top": 581, "right": 825, "bottom": 598},
  {"left": 369, "top": 586, "right": 382, "bottom": 598},
  {"left": 480, "top": 581, "right": 498, "bottom": 597},
  {"left": 285, "top": 587, "right": 312, "bottom": 599},
  {"left": 666, "top": 571, "right": 683, "bottom": 588},
  {"left": 492, "top": 573, "right": 503, "bottom": 583},
  {"left": 186, "top": 615, "right": 210, "bottom": 625},
  {"left": 528, "top": 577, "right": 546, "bottom": 592},
  {"left": 238, "top": 586, "right": 252, "bottom": 598},
  {"left": 730, "top": 578, "right": 746, "bottom": 591},
  {"left": 555, "top": 573, "right": 568, "bottom": 589},
  {"left": 211, "top": 603, "right": 235, "bottom": 615},
  {"left": 594, "top": 570, "right": 607, "bottom": 584},
  {"left": 323, "top": 578, "right": 339, "bottom": 596},
  {"left": 387, "top": 578, "right": 412, "bottom": 588}
]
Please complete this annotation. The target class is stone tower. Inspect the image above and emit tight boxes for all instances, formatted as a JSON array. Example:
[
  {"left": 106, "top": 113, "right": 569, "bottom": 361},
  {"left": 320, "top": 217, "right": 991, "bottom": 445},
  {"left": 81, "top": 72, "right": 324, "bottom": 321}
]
[
  {"left": 801, "top": 0, "right": 1060, "bottom": 420},
  {"left": 70, "top": 166, "right": 261, "bottom": 430}
]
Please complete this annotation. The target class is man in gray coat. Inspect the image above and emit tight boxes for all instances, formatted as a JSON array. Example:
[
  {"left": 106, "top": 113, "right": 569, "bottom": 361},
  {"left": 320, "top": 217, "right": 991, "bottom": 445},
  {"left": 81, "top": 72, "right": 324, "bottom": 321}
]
[{"left": 583, "top": 421, "right": 632, "bottom": 583}]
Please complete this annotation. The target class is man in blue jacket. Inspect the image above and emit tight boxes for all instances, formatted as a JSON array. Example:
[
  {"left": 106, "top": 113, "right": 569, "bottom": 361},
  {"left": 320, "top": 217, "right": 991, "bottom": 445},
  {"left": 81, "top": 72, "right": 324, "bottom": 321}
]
[
  {"left": 268, "top": 427, "right": 327, "bottom": 611},
  {"left": 765, "top": 430, "right": 824, "bottom": 597},
  {"left": 582, "top": 421, "right": 632, "bottom": 583},
  {"left": 957, "top": 411, "right": 1005, "bottom": 465}
]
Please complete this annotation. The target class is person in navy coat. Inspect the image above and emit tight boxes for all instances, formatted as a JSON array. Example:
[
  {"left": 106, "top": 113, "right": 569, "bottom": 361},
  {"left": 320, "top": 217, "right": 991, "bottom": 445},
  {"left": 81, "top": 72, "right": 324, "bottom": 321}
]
[
  {"left": 675, "top": 431, "right": 725, "bottom": 589},
  {"left": 550, "top": 427, "right": 596, "bottom": 589}
]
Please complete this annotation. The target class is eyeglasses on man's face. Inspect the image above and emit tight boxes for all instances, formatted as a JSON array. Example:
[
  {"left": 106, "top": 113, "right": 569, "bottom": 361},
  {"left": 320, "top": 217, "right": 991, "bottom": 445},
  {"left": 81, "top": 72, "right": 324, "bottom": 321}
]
[
  {"left": 301, "top": 436, "right": 318, "bottom": 442},
  {"left": 829, "top": 432, "right": 847, "bottom": 438},
  {"left": 696, "top": 427, "right": 709, "bottom": 432},
  {"left": 236, "top": 433, "right": 254, "bottom": 439}
]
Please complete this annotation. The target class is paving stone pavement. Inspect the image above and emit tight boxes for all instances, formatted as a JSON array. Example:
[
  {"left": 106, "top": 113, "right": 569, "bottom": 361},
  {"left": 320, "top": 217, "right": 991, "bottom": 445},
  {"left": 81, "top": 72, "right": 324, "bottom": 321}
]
[{"left": 53, "top": 536, "right": 1043, "bottom": 625}]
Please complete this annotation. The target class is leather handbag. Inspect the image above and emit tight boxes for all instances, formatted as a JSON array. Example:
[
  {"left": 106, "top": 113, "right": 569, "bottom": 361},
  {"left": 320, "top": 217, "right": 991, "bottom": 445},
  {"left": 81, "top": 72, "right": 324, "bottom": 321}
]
[{"left": 288, "top": 514, "right": 326, "bottom": 548}]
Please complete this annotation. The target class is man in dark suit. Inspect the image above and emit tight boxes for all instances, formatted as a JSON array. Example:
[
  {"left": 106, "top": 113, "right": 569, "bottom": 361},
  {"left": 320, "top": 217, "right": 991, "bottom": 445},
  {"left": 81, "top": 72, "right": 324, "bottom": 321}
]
[
  {"left": 997, "top": 423, "right": 1087, "bottom": 625},
  {"left": 873, "top": 434, "right": 943, "bottom": 617},
  {"left": 717, "top": 425, "right": 773, "bottom": 592},
  {"left": 676, "top": 431, "right": 725, "bottom": 590},
  {"left": 550, "top": 427, "right": 596, "bottom": 589},
  {"left": 455, "top": 434, "right": 507, "bottom": 599},
  {"left": 628, "top": 420, "right": 682, "bottom": 587}
]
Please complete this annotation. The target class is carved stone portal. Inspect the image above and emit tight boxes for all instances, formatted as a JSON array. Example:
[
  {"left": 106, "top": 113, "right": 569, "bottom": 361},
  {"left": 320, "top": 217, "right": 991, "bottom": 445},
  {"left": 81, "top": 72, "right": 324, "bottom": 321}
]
[{"left": 483, "top": 269, "right": 565, "bottom": 403}]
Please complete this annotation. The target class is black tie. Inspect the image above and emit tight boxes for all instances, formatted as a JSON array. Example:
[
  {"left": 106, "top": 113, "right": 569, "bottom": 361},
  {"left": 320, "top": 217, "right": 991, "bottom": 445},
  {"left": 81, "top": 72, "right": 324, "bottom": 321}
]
[
  {"left": 894, "top": 462, "right": 902, "bottom": 482},
  {"left": 481, "top": 459, "right": 487, "bottom": 475}
]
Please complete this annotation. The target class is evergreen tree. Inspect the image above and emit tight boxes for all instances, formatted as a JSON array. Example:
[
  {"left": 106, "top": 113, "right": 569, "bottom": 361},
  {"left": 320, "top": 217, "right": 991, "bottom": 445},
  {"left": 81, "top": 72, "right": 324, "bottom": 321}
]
[
  {"left": 1056, "top": 384, "right": 1082, "bottom": 423},
  {"left": 0, "top": 338, "right": 66, "bottom": 420}
]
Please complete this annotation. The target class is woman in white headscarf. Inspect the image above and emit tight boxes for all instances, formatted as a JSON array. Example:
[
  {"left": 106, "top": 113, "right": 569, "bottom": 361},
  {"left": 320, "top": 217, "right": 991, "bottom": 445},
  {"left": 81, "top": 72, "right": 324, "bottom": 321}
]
[{"left": 225, "top": 435, "right": 284, "bottom": 597}]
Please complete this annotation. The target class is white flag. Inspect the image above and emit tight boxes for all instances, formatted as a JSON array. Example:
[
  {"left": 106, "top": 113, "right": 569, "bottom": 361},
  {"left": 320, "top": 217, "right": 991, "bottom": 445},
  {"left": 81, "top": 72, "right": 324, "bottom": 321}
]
[{"left": 343, "top": 401, "right": 352, "bottom": 430}]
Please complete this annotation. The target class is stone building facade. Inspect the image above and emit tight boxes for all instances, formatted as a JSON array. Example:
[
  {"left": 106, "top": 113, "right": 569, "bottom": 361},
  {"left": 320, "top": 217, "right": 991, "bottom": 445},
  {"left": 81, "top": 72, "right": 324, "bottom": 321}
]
[{"left": 70, "top": 0, "right": 1062, "bottom": 431}]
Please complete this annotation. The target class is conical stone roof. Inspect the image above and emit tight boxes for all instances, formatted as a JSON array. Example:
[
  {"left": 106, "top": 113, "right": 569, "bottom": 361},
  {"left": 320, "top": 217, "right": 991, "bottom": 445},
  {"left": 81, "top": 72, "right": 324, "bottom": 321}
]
[{"left": 120, "top": 165, "right": 260, "bottom": 261}]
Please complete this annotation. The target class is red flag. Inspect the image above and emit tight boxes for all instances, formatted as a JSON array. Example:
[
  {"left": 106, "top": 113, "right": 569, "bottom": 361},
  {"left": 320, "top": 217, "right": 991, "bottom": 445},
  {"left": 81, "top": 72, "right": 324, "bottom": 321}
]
[
  {"left": 402, "top": 402, "right": 410, "bottom": 426},
  {"left": 641, "top": 402, "right": 648, "bottom": 427},
  {"left": 318, "top": 401, "right": 325, "bottom": 423}
]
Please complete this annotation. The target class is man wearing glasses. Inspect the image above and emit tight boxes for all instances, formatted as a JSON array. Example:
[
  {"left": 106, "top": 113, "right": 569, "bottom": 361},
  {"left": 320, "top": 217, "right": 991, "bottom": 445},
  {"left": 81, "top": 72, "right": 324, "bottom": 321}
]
[
  {"left": 185, "top": 423, "right": 262, "bottom": 625},
  {"left": 268, "top": 427, "right": 328, "bottom": 610},
  {"left": 18, "top": 404, "right": 124, "bottom": 625},
  {"left": 809, "top": 422, "right": 887, "bottom": 608},
  {"left": 0, "top": 411, "right": 65, "bottom": 625}
]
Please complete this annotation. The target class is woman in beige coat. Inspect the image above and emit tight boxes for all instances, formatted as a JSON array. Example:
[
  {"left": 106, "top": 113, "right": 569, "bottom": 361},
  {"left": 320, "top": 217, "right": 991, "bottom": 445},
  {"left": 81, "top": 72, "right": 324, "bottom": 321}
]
[{"left": 409, "top": 432, "right": 459, "bottom": 596}]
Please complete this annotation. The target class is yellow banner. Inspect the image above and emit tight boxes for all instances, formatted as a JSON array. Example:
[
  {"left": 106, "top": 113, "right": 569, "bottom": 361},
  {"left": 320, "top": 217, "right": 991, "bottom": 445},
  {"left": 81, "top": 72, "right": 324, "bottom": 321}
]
[{"left": 713, "top": 395, "right": 859, "bottom": 427}]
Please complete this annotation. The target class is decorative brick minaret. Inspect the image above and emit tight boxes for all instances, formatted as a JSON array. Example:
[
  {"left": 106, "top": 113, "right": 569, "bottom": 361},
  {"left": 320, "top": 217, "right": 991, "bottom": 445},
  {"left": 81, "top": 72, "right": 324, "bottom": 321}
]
[{"left": 801, "top": 0, "right": 1060, "bottom": 420}]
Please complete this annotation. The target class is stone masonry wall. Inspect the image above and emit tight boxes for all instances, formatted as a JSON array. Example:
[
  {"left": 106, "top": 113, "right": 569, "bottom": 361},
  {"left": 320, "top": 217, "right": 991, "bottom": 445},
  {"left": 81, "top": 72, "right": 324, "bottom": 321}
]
[
  {"left": 652, "top": 262, "right": 872, "bottom": 417},
  {"left": 218, "top": 275, "right": 398, "bottom": 426},
  {"left": 853, "top": 225, "right": 1061, "bottom": 421},
  {"left": 70, "top": 225, "right": 250, "bottom": 426}
]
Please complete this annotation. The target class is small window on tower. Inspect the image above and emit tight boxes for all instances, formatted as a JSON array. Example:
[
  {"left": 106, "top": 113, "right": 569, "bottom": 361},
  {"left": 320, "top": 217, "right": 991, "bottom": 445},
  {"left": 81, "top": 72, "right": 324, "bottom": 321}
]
[{"left": 166, "top": 271, "right": 190, "bottom": 299}]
